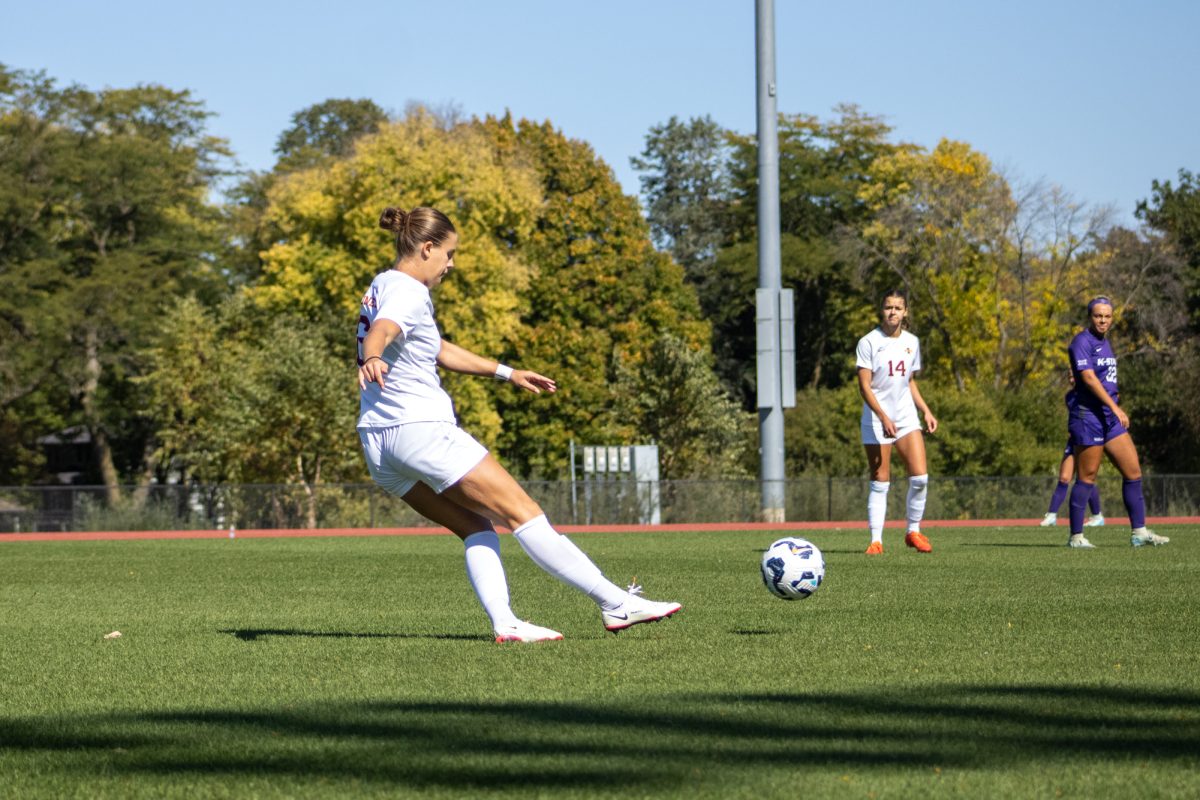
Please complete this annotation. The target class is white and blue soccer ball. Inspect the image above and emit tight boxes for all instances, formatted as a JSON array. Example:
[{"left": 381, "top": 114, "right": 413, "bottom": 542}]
[{"left": 760, "top": 537, "right": 825, "bottom": 600}]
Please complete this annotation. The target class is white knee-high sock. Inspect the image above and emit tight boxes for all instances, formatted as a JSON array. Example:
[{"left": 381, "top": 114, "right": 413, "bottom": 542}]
[
  {"left": 868, "top": 481, "right": 890, "bottom": 543},
  {"left": 463, "top": 531, "right": 519, "bottom": 629},
  {"left": 906, "top": 474, "right": 929, "bottom": 531},
  {"left": 512, "top": 514, "right": 628, "bottom": 610}
]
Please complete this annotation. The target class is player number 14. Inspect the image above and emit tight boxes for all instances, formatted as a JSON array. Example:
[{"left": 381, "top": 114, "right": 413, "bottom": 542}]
[{"left": 887, "top": 360, "right": 906, "bottom": 377}]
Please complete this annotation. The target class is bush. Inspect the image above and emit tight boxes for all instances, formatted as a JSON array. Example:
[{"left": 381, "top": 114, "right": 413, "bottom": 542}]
[
  {"left": 784, "top": 383, "right": 1062, "bottom": 479},
  {"left": 75, "top": 495, "right": 207, "bottom": 532}
]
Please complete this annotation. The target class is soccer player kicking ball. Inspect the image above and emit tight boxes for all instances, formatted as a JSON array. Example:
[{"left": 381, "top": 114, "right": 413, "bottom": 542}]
[
  {"left": 1061, "top": 296, "right": 1167, "bottom": 549},
  {"left": 855, "top": 290, "right": 939, "bottom": 555},
  {"left": 356, "top": 205, "right": 680, "bottom": 642}
]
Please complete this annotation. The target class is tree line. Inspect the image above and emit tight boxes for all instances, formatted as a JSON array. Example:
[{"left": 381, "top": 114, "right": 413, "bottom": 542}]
[
  {"left": 634, "top": 109, "right": 1200, "bottom": 477},
  {"left": 2, "top": 65, "right": 1197, "bottom": 508}
]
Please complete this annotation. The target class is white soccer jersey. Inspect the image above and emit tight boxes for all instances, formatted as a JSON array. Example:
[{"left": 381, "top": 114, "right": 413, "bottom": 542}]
[
  {"left": 855, "top": 327, "right": 921, "bottom": 425},
  {"left": 356, "top": 270, "right": 456, "bottom": 428}
]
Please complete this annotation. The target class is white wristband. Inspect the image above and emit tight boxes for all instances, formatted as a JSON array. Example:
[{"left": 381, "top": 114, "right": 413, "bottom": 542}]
[{"left": 494, "top": 363, "right": 513, "bottom": 381}]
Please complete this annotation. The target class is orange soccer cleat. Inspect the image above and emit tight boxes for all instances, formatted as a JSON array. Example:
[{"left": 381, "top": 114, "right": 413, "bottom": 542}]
[
  {"left": 864, "top": 541, "right": 884, "bottom": 555},
  {"left": 905, "top": 531, "right": 932, "bottom": 553}
]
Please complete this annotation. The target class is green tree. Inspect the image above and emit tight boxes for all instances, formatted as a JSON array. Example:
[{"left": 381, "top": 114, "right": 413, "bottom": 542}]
[
  {"left": 1137, "top": 168, "right": 1200, "bottom": 326},
  {"left": 1087, "top": 225, "right": 1199, "bottom": 471},
  {"left": 138, "top": 295, "right": 242, "bottom": 484},
  {"left": 249, "top": 110, "right": 723, "bottom": 479},
  {"left": 478, "top": 114, "right": 714, "bottom": 476},
  {"left": 921, "top": 386, "right": 1055, "bottom": 477},
  {"left": 1129, "top": 169, "right": 1200, "bottom": 469},
  {"left": 0, "top": 66, "right": 230, "bottom": 493},
  {"left": 247, "top": 109, "right": 544, "bottom": 450},
  {"left": 224, "top": 99, "right": 390, "bottom": 288},
  {"left": 991, "top": 183, "right": 1111, "bottom": 394},
  {"left": 726, "top": 105, "right": 904, "bottom": 240},
  {"left": 783, "top": 384, "right": 866, "bottom": 477},
  {"left": 724, "top": 108, "right": 906, "bottom": 398},
  {"left": 611, "top": 334, "right": 751, "bottom": 479},
  {"left": 631, "top": 115, "right": 733, "bottom": 277},
  {"left": 634, "top": 107, "right": 904, "bottom": 405},
  {"left": 0, "top": 67, "right": 69, "bottom": 482},
  {"left": 856, "top": 139, "right": 1016, "bottom": 392},
  {"left": 141, "top": 295, "right": 364, "bottom": 525},
  {"left": 784, "top": 381, "right": 1057, "bottom": 479},
  {"left": 273, "top": 98, "right": 388, "bottom": 171}
]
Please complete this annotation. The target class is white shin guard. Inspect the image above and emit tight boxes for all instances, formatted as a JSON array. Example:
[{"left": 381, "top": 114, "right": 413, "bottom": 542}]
[
  {"left": 512, "top": 514, "right": 628, "bottom": 609},
  {"left": 868, "top": 481, "right": 890, "bottom": 543},
  {"left": 906, "top": 474, "right": 929, "bottom": 530},
  {"left": 463, "top": 530, "right": 518, "bottom": 629}
]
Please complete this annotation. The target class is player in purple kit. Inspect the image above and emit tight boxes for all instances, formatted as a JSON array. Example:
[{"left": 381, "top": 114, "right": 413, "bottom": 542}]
[
  {"left": 1040, "top": 441, "right": 1103, "bottom": 528},
  {"left": 1040, "top": 373, "right": 1103, "bottom": 527},
  {"left": 1062, "top": 296, "right": 1168, "bottom": 548}
]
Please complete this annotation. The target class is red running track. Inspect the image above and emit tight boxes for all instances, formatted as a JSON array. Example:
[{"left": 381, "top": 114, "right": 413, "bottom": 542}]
[{"left": 1, "top": 517, "right": 1196, "bottom": 543}]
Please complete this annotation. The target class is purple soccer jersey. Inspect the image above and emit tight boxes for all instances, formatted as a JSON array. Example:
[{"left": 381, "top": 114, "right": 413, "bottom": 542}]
[
  {"left": 1067, "top": 328, "right": 1118, "bottom": 412},
  {"left": 1063, "top": 322, "right": 1150, "bottom": 535},
  {"left": 1065, "top": 327, "right": 1128, "bottom": 449}
]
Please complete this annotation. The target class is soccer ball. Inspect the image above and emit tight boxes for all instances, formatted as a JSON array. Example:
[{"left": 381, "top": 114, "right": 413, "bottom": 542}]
[{"left": 761, "top": 537, "right": 825, "bottom": 600}]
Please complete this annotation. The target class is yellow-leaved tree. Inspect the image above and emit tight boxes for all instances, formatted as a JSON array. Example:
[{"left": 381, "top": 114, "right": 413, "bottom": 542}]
[
  {"left": 476, "top": 115, "right": 742, "bottom": 478},
  {"left": 999, "top": 183, "right": 1114, "bottom": 391},
  {"left": 248, "top": 110, "right": 543, "bottom": 445},
  {"left": 858, "top": 139, "right": 1016, "bottom": 391},
  {"left": 247, "top": 107, "right": 736, "bottom": 479},
  {"left": 858, "top": 139, "right": 1111, "bottom": 392}
]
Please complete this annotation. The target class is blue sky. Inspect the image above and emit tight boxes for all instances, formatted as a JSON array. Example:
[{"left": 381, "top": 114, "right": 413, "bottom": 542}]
[{"left": 4, "top": 1, "right": 1196, "bottom": 225}]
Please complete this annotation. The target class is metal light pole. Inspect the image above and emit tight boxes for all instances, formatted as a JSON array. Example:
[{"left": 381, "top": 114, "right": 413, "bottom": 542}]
[{"left": 755, "top": 0, "right": 793, "bottom": 522}]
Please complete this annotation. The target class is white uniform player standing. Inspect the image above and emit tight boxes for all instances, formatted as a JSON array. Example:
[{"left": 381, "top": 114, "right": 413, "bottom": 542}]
[{"left": 855, "top": 291, "right": 939, "bottom": 555}]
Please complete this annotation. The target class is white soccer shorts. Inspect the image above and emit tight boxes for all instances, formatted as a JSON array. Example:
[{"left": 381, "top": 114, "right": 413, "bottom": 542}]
[
  {"left": 359, "top": 421, "right": 488, "bottom": 497},
  {"left": 860, "top": 408, "right": 922, "bottom": 446}
]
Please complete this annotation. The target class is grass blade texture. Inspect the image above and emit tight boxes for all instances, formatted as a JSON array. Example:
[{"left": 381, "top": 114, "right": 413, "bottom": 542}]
[{"left": 1, "top": 525, "right": 1197, "bottom": 798}]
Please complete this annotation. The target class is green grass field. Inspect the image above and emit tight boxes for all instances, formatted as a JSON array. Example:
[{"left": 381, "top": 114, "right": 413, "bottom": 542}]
[{"left": 2, "top": 525, "right": 1198, "bottom": 798}]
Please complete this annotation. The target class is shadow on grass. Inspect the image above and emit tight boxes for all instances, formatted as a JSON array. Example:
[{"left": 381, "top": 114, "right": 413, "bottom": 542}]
[
  {"left": 220, "top": 628, "right": 480, "bottom": 642},
  {"left": 3, "top": 685, "right": 1198, "bottom": 792}
]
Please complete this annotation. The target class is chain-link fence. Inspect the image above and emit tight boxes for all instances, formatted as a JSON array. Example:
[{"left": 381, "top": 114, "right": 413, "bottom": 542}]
[{"left": 2, "top": 475, "right": 1198, "bottom": 533}]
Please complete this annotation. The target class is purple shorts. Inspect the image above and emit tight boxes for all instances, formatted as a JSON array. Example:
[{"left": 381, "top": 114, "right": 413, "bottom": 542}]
[{"left": 1068, "top": 405, "right": 1127, "bottom": 449}]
